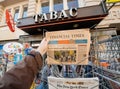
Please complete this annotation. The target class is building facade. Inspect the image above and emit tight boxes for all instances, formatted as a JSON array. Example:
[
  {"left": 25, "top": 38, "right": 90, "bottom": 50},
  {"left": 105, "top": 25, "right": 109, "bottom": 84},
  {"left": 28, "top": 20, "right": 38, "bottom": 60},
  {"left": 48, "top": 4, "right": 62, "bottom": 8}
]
[
  {"left": 0, "top": 1, "right": 120, "bottom": 88},
  {"left": 0, "top": 0, "right": 28, "bottom": 43},
  {"left": 0, "top": 0, "right": 120, "bottom": 49}
]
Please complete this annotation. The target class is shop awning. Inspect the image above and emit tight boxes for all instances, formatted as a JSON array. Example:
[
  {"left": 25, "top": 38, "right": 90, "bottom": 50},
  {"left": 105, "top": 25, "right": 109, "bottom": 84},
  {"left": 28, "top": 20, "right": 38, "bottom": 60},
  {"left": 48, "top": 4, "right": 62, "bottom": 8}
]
[{"left": 17, "top": 2, "right": 108, "bottom": 35}]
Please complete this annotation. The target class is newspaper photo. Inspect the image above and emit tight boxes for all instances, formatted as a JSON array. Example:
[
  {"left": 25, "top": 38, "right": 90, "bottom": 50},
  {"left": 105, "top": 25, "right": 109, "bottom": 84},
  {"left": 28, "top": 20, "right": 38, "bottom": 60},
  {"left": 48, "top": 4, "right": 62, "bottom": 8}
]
[{"left": 46, "top": 29, "right": 91, "bottom": 65}]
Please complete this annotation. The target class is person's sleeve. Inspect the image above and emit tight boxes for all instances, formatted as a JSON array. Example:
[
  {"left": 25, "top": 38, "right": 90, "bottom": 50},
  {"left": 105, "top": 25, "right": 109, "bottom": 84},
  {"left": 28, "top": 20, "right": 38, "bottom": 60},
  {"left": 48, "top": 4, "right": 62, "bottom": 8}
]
[{"left": 0, "top": 50, "right": 43, "bottom": 89}]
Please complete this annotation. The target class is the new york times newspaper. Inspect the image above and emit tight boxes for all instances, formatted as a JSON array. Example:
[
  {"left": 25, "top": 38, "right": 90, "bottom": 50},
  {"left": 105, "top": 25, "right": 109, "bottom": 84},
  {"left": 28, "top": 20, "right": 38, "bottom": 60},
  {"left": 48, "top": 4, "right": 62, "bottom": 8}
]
[
  {"left": 48, "top": 76, "right": 99, "bottom": 89},
  {"left": 46, "top": 29, "right": 91, "bottom": 65}
]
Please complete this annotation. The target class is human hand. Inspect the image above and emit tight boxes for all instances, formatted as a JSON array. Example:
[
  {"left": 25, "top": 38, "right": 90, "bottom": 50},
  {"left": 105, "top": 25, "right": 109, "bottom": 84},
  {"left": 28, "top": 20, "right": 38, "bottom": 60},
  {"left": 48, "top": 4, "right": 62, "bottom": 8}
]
[{"left": 37, "top": 38, "right": 48, "bottom": 56}]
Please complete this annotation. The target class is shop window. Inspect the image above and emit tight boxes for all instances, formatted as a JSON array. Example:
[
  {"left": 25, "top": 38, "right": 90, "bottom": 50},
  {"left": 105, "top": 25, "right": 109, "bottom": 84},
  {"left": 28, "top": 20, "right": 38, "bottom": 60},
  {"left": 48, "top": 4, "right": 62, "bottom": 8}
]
[
  {"left": 68, "top": 0, "right": 78, "bottom": 8},
  {"left": 54, "top": 0, "right": 63, "bottom": 11},
  {"left": 22, "top": 6, "right": 28, "bottom": 18},
  {"left": 14, "top": 8, "right": 19, "bottom": 22},
  {"left": 41, "top": 1, "right": 49, "bottom": 13}
]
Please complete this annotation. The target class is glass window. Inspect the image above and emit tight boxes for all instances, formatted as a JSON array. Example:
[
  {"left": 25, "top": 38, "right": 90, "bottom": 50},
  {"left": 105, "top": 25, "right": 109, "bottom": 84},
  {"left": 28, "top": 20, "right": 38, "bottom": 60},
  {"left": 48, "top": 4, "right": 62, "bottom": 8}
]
[
  {"left": 14, "top": 8, "right": 19, "bottom": 22},
  {"left": 22, "top": 6, "right": 28, "bottom": 18},
  {"left": 41, "top": 1, "right": 49, "bottom": 13},
  {"left": 54, "top": 0, "right": 63, "bottom": 11},
  {"left": 68, "top": 0, "right": 78, "bottom": 9}
]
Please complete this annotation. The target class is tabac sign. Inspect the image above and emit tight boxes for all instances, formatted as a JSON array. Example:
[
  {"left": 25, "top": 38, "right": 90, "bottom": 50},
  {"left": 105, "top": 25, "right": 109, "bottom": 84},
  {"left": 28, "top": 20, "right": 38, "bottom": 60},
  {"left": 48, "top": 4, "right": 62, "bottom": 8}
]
[
  {"left": 33, "top": 8, "right": 77, "bottom": 23},
  {"left": 17, "top": 4, "right": 108, "bottom": 34},
  {"left": 106, "top": 0, "right": 120, "bottom": 3}
]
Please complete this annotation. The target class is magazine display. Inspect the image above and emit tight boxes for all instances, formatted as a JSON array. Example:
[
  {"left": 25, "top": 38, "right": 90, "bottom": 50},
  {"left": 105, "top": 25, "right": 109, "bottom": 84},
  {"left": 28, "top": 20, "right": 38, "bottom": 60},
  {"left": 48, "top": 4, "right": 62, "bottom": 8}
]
[{"left": 46, "top": 29, "right": 91, "bottom": 65}]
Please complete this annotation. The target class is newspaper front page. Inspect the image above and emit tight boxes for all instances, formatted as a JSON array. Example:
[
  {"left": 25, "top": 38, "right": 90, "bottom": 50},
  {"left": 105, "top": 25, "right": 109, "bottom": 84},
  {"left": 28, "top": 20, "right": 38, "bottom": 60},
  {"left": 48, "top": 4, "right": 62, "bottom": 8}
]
[
  {"left": 46, "top": 29, "right": 91, "bottom": 65},
  {"left": 48, "top": 76, "right": 99, "bottom": 89}
]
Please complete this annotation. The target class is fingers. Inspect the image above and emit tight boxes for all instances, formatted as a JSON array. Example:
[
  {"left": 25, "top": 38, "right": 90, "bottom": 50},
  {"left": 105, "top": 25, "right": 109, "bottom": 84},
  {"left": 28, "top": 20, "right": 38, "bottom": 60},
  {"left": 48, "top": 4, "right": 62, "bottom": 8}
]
[
  {"left": 40, "top": 38, "right": 48, "bottom": 45},
  {"left": 37, "top": 38, "right": 49, "bottom": 56}
]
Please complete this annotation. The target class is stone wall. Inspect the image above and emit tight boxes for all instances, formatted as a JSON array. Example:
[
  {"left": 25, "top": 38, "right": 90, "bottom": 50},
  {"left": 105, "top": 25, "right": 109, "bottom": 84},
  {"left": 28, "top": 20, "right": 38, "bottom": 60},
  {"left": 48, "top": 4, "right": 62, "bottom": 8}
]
[
  {"left": 0, "top": 5, "right": 4, "bottom": 23},
  {"left": 27, "top": 0, "right": 37, "bottom": 16}
]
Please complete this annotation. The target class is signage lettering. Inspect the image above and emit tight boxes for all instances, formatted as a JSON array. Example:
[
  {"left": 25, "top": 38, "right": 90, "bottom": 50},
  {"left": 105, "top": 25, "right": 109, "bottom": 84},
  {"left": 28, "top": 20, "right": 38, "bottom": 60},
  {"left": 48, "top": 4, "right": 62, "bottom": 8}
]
[
  {"left": 58, "top": 10, "right": 68, "bottom": 19},
  {"left": 40, "top": 13, "right": 48, "bottom": 21},
  {"left": 50, "top": 11, "right": 58, "bottom": 20},
  {"left": 34, "top": 8, "right": 77, "bottom": 23},
  {"left": 70, "top": 8, "right": 77, "bottom": 17}
]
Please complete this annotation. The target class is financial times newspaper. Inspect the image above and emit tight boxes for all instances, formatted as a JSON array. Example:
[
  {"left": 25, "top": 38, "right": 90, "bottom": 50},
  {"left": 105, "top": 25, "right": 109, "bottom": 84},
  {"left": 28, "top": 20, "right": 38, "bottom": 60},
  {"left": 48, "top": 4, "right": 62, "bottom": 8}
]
[{"left": 46, "top": 29, "right": 91, "bottom": 65}]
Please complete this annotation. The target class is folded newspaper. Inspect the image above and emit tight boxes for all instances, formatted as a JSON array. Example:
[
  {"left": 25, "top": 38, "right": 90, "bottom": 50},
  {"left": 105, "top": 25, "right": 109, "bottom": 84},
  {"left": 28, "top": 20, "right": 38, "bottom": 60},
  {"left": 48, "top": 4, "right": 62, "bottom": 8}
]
[
  {"left": 48, "top": 76, "right": 99, "bottom": 89},
  {"left": 46, "top": 29, "right": 91, "bottom": 65}
]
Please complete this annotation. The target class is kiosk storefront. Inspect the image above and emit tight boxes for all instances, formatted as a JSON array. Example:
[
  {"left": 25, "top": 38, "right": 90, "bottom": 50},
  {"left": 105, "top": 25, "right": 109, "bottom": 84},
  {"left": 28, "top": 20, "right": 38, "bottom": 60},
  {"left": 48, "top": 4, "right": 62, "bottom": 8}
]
[
  {"left": 16, "top": 1, "right": 109, "bottom": 89},
  {"left": 17, "top": 3, "right": 108, "bottom": 35}
]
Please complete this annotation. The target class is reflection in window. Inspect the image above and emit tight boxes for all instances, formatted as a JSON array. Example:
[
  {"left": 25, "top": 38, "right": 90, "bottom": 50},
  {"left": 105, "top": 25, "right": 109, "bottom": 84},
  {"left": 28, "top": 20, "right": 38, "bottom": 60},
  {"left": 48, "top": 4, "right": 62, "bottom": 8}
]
[
  {"left": 41, "top": 1, "right": 49, "bottom": 13},
  {"left": 54, "top": 0, "right": 63, "bottom": 11},
  {"left": 14, "top": 8, "right": 19, "bottom": 22},
  {"left": 22, "top": 6, "right": 28, "bottom": 18},
  {"left": 68, "top": 0, "right": 78, "bottom": 9}
]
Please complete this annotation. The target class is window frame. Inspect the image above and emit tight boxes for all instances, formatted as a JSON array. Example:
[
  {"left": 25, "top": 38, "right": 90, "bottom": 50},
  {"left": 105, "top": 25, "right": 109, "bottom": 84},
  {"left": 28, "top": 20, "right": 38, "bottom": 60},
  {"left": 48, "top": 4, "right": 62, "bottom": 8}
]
[
  {"left": 22, "top": 5, "right": 28, "bottom": 18},
  {"left": 41, "top": 0, "right": 49, "bottom": 13},
  {"left": 67, "top": 0, "right": 79, "bottom": 9},
  {"left": 14, "top": 7, "right": 19, "bottom": 22},
  {"left": 53, "top": 0, "right": 63, "bottom": 11}
]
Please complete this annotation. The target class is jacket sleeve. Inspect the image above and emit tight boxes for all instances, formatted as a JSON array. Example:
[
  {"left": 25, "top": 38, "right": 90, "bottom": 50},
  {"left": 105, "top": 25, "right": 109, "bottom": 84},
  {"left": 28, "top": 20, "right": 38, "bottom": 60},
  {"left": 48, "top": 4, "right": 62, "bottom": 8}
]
[{"left": 0, "top": 50, "right": 43, "bottom": 89}]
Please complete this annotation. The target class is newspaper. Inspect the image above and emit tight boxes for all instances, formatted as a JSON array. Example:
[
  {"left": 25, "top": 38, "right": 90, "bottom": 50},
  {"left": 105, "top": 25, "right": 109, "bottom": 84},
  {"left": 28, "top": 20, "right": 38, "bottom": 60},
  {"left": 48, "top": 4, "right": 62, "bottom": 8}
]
[
  {"left": 48, "top": 76, "right": 99, "bottom": 89},
  {"left": 46, "top": 29, "right": 91, "bottom": 65}
]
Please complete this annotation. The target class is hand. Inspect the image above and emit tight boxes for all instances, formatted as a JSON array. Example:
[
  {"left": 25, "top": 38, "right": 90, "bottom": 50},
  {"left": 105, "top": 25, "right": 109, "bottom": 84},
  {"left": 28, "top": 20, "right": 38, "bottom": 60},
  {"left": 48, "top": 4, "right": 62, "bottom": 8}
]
[{"left": 37, "top": 38, "right": 48, "bottom": 56}]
